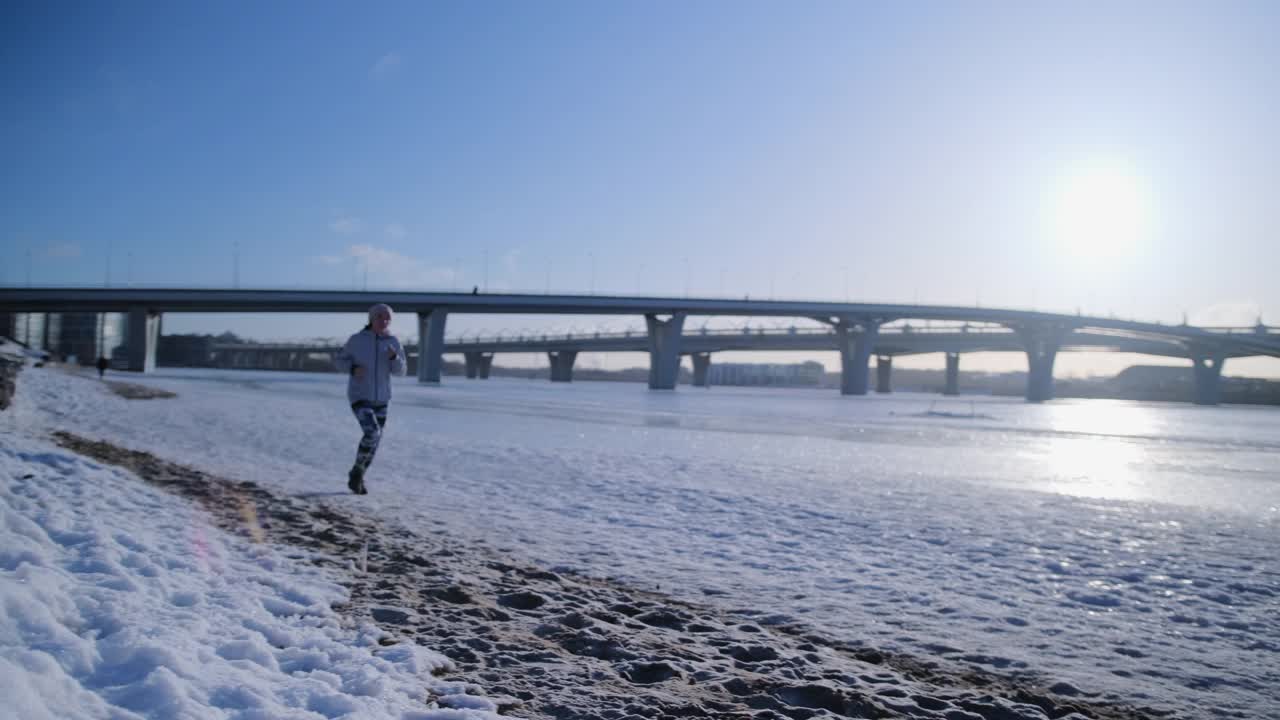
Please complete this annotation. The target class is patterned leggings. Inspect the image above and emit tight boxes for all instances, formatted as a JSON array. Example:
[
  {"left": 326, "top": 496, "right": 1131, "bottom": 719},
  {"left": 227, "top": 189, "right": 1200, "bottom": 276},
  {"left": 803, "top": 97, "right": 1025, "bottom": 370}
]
[{"left": 351, "top": 402, "right": 389, "bottom": 471}]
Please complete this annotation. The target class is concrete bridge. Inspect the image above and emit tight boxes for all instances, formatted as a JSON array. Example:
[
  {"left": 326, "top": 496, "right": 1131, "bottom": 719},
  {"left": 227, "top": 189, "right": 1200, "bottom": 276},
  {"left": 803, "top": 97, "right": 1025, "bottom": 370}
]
[
  {"left": 443, "top": 323, "right": 1243, "bottom": 395},
  {"left": 3, "top": 287, "right": 1278, "bottom": 404},
  {"left": 209, "top": 323, "right": 1275, "bottom": 402}
]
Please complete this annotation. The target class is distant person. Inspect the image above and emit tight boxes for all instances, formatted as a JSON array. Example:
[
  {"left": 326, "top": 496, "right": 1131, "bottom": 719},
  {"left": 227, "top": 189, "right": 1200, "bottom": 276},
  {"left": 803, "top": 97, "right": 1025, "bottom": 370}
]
[
  {"left": 334, "top": 303, "right": 406, "bottom": 494},
  {"left": 471, "top": 285, "right": 479, "bottom": 295},
  {"left": 95, "top": 356, "right": 109, "bottom": 379}
]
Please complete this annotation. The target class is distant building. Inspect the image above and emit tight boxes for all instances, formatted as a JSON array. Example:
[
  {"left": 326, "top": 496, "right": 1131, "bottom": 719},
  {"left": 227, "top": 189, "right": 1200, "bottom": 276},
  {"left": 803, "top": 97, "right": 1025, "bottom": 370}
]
[
  {"left": 0, "top": 313, "right": 47, "bottom": 350},
  {"left": 707, "top": 361, "right": 824, "bottom": 387},
  {"left": 158, "top": 334, "right": 217, "bottom": 367},
  {"left": 56, "top": 313, "right": 128, "bottom": 366},
  {"left": 0, "top": 312, "right": 126, "bottom": 366},
  {"left": 1109, "top": 365, "right": 1191, "bottom": 393}
]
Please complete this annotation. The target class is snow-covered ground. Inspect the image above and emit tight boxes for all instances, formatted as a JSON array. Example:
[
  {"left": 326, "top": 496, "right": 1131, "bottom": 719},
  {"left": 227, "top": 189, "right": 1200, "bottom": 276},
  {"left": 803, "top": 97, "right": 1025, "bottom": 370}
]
[
  {"left": 4, "top": 364, "right": 1278, "bottom": 718},
  {"left": 0, "top": 374, "right": 507, "bottom": 718}
]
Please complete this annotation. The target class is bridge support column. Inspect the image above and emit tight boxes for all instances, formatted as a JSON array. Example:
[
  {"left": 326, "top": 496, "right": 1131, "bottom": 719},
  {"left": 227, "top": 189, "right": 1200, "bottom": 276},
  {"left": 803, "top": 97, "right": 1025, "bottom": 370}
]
[
  {"left": 417, "top": 309, "right": 447, "bottom": 384},
  {"left": 1018, "top": 326, "right": 1064, "bottom": 403},
  {"left": 645, "top": 313, "right": 686, "bottom": 390},
  {"left": 1189, "top": 347, "right": 1225, "bottom": 406},
  {"left": 691, "top": 352, "right": 711, "bottom": 388},
  {"left": 125, "top": 307, "right": 160, "bottom": 372},
  {"left": 464, "top": 352, "right": 482, "bottom": 379},
  {"left": 547, "top": 351, "right": 577, "bottom": 382},
  {"left": 478, "top": 353, "right": 493, "bottom": 379},
  {"left": 875, "top": 355, "right": 892, "bottom": 394},
  {"left": 943, "top": 352, "right": 960, "bottom": 396},
  {"left": 835, "top": 317, "right": 879, "bottom": 395}
]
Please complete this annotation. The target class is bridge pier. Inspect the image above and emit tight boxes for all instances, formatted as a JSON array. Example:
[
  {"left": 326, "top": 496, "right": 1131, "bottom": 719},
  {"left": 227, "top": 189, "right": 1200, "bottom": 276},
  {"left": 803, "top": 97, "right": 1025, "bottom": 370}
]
[
  {"left": 835, "top": 317, "right": 879, "bottom": 395},
  {"left": 126, "top": 307, "right": 160, "bottom": 372},
  {"left": 464, "top": 351, "right": 495, "bottom": 379},
  {"left": 417, "top": 309, "right": 447, "bottom": 384},
  {"left": 944, "top": 352, "right": 960, "bottom": 395},
  {"left": 547, "top": 351, "right": 577, "bottom": 382},
  {"left": 875, "top": 355, "right": 892, "bottom": 393},
  {"left": 464, "top": 351, "right": 482, "bottom": 379},
  {"left": 1189, "top": 347, "right": 1225, "bottom": 406},
  {"left": 691, "top": 352, "right": 711, "bottom": 388},
  {"left": 645, "top": 313, "right": 686, "bottom": 390},
  {"left": 1018, "top": 326, "right": 1065, "bottom": 403}
]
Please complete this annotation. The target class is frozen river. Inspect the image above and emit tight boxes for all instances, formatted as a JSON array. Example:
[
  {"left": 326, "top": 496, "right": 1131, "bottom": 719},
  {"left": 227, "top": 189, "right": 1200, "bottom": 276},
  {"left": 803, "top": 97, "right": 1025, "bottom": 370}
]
[{"left": 24, "top": 368, "right": 1280, "bottom": 718}]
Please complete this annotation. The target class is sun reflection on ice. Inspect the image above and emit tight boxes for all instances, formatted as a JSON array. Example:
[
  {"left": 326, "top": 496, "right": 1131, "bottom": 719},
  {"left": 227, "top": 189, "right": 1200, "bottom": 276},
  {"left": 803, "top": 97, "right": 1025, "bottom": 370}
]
[
  {"left": 1042, "top": 436, "right": 1149, "bottom": 502},
  {"left": 1044, "top": 400, "right": 1160, "bottom": 438},
  {"left": 1037, "top": 402, "right": 1158, "bottom": 502}
]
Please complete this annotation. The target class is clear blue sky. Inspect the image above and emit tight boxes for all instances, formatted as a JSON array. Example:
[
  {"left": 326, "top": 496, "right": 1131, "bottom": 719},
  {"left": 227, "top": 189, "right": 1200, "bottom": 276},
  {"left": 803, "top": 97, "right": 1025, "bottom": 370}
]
[{"left": 4, "top": 1, "right": 1278, "bottom": 375}]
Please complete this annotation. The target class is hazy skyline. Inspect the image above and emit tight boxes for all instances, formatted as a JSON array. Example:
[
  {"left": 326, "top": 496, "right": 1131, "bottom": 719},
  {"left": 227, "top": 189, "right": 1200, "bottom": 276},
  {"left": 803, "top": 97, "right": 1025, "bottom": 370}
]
[{"left": 4, "top": 1, "right": 1278, "bottom": 376}]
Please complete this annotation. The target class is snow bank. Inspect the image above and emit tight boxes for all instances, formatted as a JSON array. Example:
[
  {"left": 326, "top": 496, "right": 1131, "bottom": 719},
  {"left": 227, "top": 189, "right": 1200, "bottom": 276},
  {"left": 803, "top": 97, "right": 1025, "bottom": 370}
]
[{"left": 0, "top": 431, "right": 500, "bottom": 719}]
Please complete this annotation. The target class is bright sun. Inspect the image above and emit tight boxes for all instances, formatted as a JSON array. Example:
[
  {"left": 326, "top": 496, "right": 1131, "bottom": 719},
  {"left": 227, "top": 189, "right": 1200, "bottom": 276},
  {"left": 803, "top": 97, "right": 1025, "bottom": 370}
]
[{"left": 1050, "top": 162, "right": 1152, "bottom": 259}]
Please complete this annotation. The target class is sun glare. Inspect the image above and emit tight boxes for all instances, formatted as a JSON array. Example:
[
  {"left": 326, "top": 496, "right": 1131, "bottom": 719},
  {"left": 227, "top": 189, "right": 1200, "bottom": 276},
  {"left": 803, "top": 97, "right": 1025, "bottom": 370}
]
[{"left": 1049, "top": 162, "right": 1152, "bottom": 259}]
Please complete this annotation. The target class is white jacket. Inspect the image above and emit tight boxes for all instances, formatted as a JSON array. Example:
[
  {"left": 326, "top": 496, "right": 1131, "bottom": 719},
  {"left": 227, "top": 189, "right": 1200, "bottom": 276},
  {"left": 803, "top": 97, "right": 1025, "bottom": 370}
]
[{"left": 334, "top": 328, "right": 406, "bottom": 405}]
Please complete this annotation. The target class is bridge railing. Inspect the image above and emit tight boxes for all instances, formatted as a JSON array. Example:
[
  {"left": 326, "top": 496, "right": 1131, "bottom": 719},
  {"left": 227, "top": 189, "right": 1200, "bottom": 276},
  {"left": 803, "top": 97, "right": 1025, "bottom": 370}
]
[
  {"left": 1198, "top": 325, "right": 1279, "bottom": 335},
  {"left": 208, "top": 324, "right": 1279, "bottom": 351},
  {"left": 443, "top": 323, "right": 1016, "bottom": 345},
  {"left": 211, "top": 342, "right": 343, "bottom": 351}
]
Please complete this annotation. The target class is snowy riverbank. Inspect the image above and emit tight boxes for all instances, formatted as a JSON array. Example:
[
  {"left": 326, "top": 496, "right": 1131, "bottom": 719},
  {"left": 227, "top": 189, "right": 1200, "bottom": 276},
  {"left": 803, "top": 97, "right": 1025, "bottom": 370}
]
[
  {"left": 0, "top": 431, "right": 505, "bottom": 719},
  {"left": 3, "top": 364, "right": 1276, "bottom": 718},
  {"left": 1, "top": 427, "right": 1150, "bottom": 720}
]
